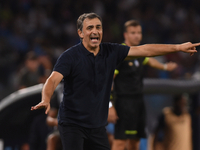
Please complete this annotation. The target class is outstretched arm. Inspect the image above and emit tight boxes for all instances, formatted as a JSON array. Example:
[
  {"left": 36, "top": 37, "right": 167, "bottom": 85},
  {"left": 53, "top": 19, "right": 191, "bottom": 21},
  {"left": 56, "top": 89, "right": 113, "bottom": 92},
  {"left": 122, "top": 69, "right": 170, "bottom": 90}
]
[
  {"left": 128, "top": 42, "right": 199, "bottom": 57},
  {"left": 147, "top": 58, "right": 178, "bottom": 71},
  {"left": 31, "top": 71, "right": 63, "bottom": 114}
]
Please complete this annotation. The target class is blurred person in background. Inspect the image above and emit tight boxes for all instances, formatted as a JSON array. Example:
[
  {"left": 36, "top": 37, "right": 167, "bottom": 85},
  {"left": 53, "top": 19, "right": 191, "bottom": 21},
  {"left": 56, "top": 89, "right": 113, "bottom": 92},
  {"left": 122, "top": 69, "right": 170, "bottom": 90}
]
[
  {"left": 17, "top": 51, "right": 49, "bottom": 89},
  {"left": 29, "top": 113, "right": 53, "bottom": 150},
  {"left": 0, "top": 37, "right": 19, "bottom": 99},
  {"left": 20, "top": 143, "right": 30, "bottom": 150},
  {"left": 106, "top": 90, "right": 118, "bottom": 149},
  {"left": 31, "top": 12, "right": 199, "bottom": 150},
  {"left": 46, "top": 84, "right": 63, "bottom": 150},
  {"left": 29, "top": 79, "right": 61, "bottom": 150},
  {"left": 151, "top": 94, "right": 192, "bottom": 150},
  {"left": 111, "top": 20, "right": 177, "bottom": 150}
]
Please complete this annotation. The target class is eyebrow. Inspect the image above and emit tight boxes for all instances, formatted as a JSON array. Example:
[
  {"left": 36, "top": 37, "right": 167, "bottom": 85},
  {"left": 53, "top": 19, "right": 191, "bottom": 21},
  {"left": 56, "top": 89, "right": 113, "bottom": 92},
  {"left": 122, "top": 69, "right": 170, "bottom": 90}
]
[
  {"left": 87, "top": 25, "right": 94, "bottom": 28},
  {"left": 87, "top": 24, "right": 102, "bottom": 28}
]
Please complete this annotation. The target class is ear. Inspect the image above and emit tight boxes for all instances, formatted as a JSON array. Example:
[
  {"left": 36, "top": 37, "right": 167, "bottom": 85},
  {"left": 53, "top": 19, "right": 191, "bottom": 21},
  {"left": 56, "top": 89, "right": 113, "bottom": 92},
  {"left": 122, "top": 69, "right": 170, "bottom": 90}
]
[{"left": 78, "top": 29, "right": 84, "bottom": 39}]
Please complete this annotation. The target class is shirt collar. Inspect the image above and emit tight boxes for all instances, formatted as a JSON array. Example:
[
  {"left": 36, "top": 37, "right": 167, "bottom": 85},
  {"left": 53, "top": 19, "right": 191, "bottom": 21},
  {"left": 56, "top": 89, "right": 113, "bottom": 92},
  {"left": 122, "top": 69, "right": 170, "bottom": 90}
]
[
  {"left": 121, "top": 42, "right": 126, "bottom": 46},
  {"left": 80, "top": 42, "right": 103, "bottom": 56}
]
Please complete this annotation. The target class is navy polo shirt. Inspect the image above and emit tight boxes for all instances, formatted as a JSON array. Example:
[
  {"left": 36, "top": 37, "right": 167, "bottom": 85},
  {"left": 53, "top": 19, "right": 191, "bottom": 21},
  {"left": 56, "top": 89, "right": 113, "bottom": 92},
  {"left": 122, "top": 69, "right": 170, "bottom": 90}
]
[{"left": 53, "top": 42, "right": 129, "bottom": 128}]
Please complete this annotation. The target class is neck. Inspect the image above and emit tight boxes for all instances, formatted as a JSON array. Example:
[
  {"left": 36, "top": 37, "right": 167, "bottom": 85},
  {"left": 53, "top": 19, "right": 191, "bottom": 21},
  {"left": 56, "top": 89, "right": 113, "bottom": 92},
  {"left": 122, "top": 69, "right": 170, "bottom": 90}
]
[
  {"left": 124, "top": 41, "right": 130, "bottom": 47},
  {"left": 124, "top": 40, "right": 137, "bottom": 47},
  {"left": 82, "top": 42, "right": 100, "bottom": 56},
  {"left": 124, "top": 40, "right": 138, "bottom": 46}
]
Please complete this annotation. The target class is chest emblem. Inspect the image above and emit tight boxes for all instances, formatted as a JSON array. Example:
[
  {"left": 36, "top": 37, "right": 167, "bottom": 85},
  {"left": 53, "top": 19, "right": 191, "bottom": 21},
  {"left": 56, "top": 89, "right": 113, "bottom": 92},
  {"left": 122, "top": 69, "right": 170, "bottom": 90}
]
[
  {"left": 128, "top": 60, "right": 140, "bottom": 67},
  {"left": 128, "top": 62, "right": 133, "bottom": 66}
]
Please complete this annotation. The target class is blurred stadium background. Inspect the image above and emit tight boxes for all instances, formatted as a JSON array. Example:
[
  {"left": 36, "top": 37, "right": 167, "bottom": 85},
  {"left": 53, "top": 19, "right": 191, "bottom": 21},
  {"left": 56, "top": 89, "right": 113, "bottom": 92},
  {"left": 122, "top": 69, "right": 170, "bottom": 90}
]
[{"left": 0, "top": 0, "right": 200, "bottom": 150}]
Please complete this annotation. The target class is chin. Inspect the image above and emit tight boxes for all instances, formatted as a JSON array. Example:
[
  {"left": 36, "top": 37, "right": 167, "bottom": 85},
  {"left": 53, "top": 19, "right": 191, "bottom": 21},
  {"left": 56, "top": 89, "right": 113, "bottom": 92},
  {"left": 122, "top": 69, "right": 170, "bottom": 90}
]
[
  {"left": 91, "top": 43, "right": 100, "bottom": 47},
  {"left": 93, "top": 45, "right": 99, "bottom": 49}
]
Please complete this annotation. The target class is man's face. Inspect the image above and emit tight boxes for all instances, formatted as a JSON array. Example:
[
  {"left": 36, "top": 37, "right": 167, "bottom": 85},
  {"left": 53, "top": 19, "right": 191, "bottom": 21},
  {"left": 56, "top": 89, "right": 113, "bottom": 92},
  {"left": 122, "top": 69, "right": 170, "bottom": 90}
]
[
  {"left": 124, "top": 25, "right": 142, "bottom": 46},
  {"left": 26, "top": 59, "right": 39, "bottom": 72},
  {"left": 78, "top": 18, "right": 103, "bottom": 50}
]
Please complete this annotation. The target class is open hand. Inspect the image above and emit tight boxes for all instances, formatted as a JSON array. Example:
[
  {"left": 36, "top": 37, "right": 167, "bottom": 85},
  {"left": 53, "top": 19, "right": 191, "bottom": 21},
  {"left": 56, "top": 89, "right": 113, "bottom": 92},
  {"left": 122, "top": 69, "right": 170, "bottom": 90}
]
[
  {"left": 31, "top": 101, "right": 50, "bottom": 114},
  {"left": 165, "top": 62, "right": 178, "bottom": 71}
]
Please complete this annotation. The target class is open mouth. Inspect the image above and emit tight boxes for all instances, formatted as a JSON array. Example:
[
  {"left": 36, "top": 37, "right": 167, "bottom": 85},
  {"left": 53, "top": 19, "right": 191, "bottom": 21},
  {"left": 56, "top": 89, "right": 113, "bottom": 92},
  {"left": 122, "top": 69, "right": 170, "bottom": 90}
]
[{"left": 90, "top": 37, "right": 99, "bottom": 42}]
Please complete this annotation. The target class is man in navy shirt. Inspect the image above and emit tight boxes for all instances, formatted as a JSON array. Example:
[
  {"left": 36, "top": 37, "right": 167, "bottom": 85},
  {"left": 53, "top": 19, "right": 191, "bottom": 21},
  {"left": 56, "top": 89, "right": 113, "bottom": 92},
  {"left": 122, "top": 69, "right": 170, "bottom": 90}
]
[{"left": 31, "top": 12, "right": 199, "bottom": 150}]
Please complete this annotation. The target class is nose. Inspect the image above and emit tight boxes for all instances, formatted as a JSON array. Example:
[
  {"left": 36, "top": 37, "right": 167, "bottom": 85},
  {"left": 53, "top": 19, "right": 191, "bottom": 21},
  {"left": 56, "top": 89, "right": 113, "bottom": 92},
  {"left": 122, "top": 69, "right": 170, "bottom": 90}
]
[{"left": 92, "top": 27, "right": 98, "bottom": 34}]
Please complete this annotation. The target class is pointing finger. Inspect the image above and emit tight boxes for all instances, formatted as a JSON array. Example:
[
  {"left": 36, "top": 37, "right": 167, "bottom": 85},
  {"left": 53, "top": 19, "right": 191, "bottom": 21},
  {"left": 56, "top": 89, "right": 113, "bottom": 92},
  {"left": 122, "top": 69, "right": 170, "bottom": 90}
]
[{"left": 192, "top": 43, "right": 200, "bottom": 47}]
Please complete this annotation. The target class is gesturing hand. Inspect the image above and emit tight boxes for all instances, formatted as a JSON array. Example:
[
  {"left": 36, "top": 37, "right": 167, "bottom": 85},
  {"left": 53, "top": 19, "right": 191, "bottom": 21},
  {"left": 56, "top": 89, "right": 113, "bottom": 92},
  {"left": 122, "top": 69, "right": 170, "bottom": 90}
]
[
  {"left": 177, "top": 42, "right": 200, "bottom": 56},
  {"left": 165, "top": 62, "right": 178, "bottom": 71},
  {"left": 31, "top": 101, "right": 50, "bottom": 114}
]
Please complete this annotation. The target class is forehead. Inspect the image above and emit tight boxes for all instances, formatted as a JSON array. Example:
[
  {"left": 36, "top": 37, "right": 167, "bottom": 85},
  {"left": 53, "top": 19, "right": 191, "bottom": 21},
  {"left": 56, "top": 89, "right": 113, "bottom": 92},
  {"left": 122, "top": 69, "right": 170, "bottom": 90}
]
[
  {"left": 83, "top": 18, "right": 102, "bottom": 27},
  {"left": 126, "top": 25, "right": 142, "bottom": 32}
]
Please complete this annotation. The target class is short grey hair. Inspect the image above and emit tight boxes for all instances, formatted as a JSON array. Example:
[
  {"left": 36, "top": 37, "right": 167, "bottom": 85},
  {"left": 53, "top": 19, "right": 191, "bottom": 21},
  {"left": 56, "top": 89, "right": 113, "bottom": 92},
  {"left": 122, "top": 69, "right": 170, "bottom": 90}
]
[{"left": 77, "top": 13, "right": 102, "bottom": 31}]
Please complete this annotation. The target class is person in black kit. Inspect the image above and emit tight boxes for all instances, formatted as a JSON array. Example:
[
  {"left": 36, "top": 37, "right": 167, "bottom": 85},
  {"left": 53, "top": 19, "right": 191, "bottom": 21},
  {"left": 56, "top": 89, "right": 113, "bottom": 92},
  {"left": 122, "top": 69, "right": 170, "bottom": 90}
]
[
  {"left": 111, "top": 20, "right": 177, "bottom": 150},
  {"left": 31, "top": 12, "right": 199, "bottom": 150},
  {"left": 46, "top": 84, "right": 63, "bottom": 150},
  {"left": 29, "top": 88, "right": 61, "bottom": 150},
  {"left": 29, "top": 113, "right": 53, "bottom": 150}
]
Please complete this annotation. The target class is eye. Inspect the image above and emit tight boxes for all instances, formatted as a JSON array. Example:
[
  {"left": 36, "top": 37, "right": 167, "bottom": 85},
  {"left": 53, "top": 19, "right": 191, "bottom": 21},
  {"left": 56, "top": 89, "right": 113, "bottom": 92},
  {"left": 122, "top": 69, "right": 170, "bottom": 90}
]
[
  {"left": 87, "top": 26, "right": 93, "bottom": 30},
  {"left": 96, "top": 26, "right": 102, "bottom": 30}
]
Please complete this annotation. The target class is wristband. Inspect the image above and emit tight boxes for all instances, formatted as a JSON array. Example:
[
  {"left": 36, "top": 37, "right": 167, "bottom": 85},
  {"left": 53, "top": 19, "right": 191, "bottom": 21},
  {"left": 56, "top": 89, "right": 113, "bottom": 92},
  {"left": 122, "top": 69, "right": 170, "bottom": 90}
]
[{"left": 109, "top": 101, "right": 113, "bottom": 108}]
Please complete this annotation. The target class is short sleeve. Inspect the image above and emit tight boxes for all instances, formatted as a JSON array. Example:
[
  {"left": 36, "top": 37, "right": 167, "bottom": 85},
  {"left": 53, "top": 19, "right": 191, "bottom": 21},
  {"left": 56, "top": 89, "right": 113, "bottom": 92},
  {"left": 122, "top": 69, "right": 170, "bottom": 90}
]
[
  {"left": 53, "top": 51, "right": 73, "bottom": 77},
  {"left": 109, "top": 43, "right": 130, "bottom": 65},
  {"left": 113, "top": 44, "right": 130, "bottom": 65}
]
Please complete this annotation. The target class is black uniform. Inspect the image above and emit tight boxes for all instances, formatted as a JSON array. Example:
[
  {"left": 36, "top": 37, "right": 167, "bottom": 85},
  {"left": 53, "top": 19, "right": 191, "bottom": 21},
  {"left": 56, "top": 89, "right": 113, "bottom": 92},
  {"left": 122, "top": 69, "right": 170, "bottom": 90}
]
[
  {"left": 48, "top": 84, "right": 63, "bottom": 150},
  {"left": 114, "top": 56, "right": 147, "bottom": 139}
]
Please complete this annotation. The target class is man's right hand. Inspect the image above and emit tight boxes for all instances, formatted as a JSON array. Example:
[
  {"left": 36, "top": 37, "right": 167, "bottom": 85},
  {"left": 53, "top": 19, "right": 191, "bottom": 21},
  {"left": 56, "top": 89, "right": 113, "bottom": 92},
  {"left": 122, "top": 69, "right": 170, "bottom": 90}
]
[
  {"left": 176, "top": 42, "right": 200, "bottom": 56},
  {"left": 31, "top": 101, "right": 50, "bottom": 114}
]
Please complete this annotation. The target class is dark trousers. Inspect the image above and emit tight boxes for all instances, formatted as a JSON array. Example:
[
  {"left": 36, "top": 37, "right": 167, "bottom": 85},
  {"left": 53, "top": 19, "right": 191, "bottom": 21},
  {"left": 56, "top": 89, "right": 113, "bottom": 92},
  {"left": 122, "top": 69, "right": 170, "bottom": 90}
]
[{"left": 58, "top": 123, "right": 110, "bottom": 150}]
